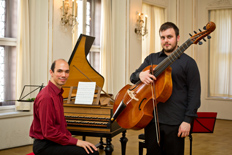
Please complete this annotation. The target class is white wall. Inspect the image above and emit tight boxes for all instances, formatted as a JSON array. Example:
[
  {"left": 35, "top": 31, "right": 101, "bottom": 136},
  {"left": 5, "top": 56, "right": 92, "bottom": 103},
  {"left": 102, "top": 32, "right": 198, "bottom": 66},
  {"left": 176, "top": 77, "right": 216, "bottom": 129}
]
[
  {"left": 0, "top": 105, "right": 33, "bottom": 150},
  {"left": 52, "top": 0, "right": 73, "bottom": 62},
  {"left": 111, "top": 0, "right": 128, "bottom": 95},
  {"left": 128, "top": 0, "right": 142, "bottom": 81},
  {"left": 0, "top": 114, "right": 33, "bottom": 150}
]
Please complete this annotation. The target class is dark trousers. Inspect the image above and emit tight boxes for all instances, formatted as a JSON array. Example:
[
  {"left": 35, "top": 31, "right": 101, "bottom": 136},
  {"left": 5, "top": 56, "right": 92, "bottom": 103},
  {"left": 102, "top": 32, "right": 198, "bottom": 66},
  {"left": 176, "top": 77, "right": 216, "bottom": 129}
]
[
  {"left": 145, "top": 120, "right": 185, "bottom": 155},
  {"left": 33, "top": 139, "right": 99, "bottom": 155}
]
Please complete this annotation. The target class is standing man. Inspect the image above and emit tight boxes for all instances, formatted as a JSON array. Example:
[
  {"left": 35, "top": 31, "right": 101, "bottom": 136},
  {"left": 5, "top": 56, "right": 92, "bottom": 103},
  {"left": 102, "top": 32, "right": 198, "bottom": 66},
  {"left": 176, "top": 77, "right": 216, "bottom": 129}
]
[
  {"left": 130, "top": 22, "right": 201, "bottom": 155},
  {"left": 30, "top": 59, "right": 99, "bottom": 155}
]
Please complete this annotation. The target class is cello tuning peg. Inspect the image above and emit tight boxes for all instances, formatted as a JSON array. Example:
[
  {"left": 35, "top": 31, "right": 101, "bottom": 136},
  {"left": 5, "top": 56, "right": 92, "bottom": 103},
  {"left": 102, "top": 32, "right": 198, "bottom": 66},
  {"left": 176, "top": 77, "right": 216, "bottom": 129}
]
[
  {"left": 199, "top": 41, "right": 203, "bottom": 45},
  {"left": 203, "top": 38, "right": 206, "bottom": 42},
  {"left": 203, "top": 26, "right": 206, "bottom": 30},
  {"left": 189, "top": 33, "right": 192, "bottom": 37},
  {"left": 199, "top": 29, "right": 202, "bottom": 32},
  {"left": 207, "top": 35, "right": 211, "bottom": 39},
  {"left": 194, "top": 31, "right": 197, "bottom": 34}
]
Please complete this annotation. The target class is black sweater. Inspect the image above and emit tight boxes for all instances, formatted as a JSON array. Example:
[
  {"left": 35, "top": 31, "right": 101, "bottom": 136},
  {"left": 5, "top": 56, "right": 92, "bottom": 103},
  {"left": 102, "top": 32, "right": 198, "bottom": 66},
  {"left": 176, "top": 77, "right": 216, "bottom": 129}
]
[{"left": 130, "top": 50, "right": 201, "bottom": 125}]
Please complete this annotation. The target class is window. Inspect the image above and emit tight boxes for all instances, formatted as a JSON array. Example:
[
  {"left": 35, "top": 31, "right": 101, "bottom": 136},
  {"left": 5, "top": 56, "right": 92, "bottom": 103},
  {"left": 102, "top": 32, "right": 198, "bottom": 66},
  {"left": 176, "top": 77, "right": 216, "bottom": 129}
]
[
  {"left": 0, "top": 0, "right": 18, "bottom": 106},
  {"left": 0, "top": 0, "right": 6, "bottom": 103},
  {"left": 77, "top": 0, "right": 101, "bottom": 73},
  {"left": 208, "top": 9, "right": 232, "bottom": 99}
]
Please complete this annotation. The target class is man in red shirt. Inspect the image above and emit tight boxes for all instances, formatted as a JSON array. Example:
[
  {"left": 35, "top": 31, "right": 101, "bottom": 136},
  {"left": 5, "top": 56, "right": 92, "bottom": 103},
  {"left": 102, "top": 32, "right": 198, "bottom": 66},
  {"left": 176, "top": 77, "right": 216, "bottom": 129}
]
[{"left": 30, "top": 59, "right": 99, "bottom": 155}]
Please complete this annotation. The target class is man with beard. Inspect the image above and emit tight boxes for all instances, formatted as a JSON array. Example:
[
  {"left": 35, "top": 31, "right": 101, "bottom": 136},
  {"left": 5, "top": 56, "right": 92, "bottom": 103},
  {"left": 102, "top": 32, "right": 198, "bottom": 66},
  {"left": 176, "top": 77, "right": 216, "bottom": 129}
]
[
  {"left": 130, "top": 22, "right": 201, "bottom": 155},
  {"left": 30, "top": 59, "right": 99, "bottom": 155}
]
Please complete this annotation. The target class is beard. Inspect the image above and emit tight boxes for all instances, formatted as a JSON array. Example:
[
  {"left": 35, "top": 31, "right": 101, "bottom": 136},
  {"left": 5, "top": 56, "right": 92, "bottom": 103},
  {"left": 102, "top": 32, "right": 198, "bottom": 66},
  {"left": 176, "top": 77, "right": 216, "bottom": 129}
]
[{"left": 163, "top": 44, "right": 178, "bottom": 53}]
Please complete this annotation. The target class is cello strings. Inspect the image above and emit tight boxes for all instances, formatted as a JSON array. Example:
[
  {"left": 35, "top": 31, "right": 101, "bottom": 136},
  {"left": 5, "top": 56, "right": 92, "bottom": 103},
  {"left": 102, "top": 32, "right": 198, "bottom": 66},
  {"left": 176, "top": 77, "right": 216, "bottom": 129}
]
[{"left": 153, "top": 39, "right": 192, "bottom": 77}]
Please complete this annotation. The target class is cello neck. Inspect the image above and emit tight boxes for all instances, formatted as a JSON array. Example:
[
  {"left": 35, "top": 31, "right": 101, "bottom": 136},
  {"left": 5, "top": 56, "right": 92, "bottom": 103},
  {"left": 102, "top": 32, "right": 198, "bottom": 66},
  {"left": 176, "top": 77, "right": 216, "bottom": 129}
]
[
  {"left": 153, "top": 21, "right": 216, "bottom": 77},
  {"left": 153, "top": 39, "right": 193, "bottom": 77}
]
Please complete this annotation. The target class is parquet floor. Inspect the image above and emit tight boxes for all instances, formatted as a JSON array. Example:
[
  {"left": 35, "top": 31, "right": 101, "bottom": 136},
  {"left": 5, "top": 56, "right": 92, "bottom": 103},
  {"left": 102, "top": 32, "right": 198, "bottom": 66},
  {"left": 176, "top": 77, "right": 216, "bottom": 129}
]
[{"left": 0, "top": 119, "right": 231, "bottom": 155}]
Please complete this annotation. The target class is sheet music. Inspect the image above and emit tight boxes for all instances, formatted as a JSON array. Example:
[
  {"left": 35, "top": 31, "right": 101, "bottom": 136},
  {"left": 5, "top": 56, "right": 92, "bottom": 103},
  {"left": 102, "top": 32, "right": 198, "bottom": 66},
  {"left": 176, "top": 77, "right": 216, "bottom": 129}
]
[{"left": 75, "top": 82, "right": 96, "bottom": 105}]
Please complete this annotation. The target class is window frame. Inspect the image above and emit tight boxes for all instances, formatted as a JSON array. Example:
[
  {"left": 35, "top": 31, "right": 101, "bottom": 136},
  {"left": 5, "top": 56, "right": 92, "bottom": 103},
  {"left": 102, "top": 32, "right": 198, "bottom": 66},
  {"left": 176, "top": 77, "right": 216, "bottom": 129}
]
[
  {"left": 207, "top": 8, "right": 232, "bottom": 101},
  {"left": 77, "top": 0, "right": 101, "bottom": 73},
  {"left": 0, "top": 0, "right": 18, "bottom": 105}
]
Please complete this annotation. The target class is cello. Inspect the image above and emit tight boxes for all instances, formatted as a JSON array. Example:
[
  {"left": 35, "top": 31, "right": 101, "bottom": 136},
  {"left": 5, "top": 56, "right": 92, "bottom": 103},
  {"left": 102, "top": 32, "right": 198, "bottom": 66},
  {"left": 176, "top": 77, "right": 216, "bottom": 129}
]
[{"left": 111, "top": 21, "right": 216, "bottom": 130}]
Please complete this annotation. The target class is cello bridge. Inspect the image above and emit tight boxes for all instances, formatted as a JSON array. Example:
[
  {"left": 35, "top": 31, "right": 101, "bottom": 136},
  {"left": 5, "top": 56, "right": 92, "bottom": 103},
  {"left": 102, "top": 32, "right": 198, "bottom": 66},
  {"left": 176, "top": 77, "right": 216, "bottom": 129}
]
[{"left": 127, "top": 90, "right": 139, "bottom": 101}]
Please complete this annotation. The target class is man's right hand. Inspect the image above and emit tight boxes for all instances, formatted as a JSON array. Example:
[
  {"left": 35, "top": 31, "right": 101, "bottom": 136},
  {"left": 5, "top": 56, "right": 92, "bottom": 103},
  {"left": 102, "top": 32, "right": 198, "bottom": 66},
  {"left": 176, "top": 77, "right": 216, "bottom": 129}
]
[
  {"left": 76, "top": 140, "right": 98, "bottom": 154},
  {"left": 139, "top": 70, "right": 156, "bottom": 85}
]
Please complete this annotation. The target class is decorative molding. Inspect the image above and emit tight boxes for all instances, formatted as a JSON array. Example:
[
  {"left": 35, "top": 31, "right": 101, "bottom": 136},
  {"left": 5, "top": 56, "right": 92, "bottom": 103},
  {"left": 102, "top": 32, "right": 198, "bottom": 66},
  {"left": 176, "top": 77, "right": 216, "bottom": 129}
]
[
  {"left": 208, "top": 0, "right": 232, "bottom": 6},
  {"left": 125, "top": 0, "right": 130, "bottom": 84},
  {"left": 48, "top": 0, "right": 54, "bottom": 82},
  {"left": 143, "top": 0, "right": 168, "bottom": 8}
]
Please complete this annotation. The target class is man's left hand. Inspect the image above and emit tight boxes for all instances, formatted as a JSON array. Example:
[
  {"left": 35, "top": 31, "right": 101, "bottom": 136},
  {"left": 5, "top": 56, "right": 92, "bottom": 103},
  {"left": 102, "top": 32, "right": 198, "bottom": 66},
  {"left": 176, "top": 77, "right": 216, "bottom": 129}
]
[{"left": 178, "top": 122, "right": 191, "bottom": 138}]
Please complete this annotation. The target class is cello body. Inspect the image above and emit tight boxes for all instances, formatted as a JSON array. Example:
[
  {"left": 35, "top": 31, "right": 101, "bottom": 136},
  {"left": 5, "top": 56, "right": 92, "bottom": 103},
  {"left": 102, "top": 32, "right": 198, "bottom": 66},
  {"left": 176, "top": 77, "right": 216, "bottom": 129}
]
[{"left": 113, "top": 65, "right": 173, "bottom": 129}]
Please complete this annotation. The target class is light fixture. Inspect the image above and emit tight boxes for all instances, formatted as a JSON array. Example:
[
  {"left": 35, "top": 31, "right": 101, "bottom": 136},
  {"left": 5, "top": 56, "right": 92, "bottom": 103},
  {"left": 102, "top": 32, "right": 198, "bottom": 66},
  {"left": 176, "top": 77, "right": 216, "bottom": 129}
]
[
  {"left": 135, "top": 12, "right": 148, "bottom": 37},
  {"left": 60, "top": 0, "right": 78, "bottom": 29}
]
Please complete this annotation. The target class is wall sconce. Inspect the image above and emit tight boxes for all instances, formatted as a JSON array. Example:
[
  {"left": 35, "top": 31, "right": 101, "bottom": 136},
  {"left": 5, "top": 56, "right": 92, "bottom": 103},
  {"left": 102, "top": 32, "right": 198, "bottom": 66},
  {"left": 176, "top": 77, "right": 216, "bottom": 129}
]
[
  {"left": 60, "top": 0, "right": 78, "bottom": 28},
  {"left": 135, "top": 13, "right": 148, "bottom": 37}
]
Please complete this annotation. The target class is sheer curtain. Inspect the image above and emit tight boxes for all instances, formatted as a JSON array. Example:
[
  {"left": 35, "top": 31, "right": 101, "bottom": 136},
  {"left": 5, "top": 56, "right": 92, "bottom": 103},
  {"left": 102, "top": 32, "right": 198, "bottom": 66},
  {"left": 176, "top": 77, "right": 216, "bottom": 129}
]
[
  {"left": 100, "top": 0, "right": 113, "bottom": 93},
  {"left": 209, "top": 9, "right": 232, "bottom": 98},
  {"left": 142, "top": 3, "right": 165, "bottom": 62},
  {"left": 16, "top": 0, "right": 31, "bottom": 110}
]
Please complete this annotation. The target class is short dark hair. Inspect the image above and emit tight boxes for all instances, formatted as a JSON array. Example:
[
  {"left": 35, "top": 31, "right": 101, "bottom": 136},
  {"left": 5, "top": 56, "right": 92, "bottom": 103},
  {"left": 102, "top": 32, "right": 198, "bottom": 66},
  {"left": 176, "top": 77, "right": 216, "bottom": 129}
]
[
  {"left": 50, "top": 60, "right": 56, "bottom": 72},
  {"left": 50, "top": 59, "right": 67, "bottom": 72},
  {"left": 159, "top": 22, "right": 179, "bottom": 36}
]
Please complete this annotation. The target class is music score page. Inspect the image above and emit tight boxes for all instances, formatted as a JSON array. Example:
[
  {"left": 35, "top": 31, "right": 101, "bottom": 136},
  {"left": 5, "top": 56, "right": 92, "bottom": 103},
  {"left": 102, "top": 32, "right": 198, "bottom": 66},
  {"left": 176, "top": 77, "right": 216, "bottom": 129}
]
[{"left": 74, "top": 82, "right": 96, "bottom": 105}]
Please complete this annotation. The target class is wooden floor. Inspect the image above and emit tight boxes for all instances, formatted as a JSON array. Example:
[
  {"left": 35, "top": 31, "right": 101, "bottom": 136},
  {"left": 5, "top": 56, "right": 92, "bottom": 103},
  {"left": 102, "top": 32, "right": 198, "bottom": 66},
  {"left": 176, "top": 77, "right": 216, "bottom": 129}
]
[{"left": 0, "top": 119, "right": 231, "bottom": 155}]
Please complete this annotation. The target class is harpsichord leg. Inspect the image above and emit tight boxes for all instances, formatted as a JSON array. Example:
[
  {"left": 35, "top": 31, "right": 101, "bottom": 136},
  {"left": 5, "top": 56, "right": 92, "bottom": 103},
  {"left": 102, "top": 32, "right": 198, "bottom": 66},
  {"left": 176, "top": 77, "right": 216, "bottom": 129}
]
[
  {"left": 120, "top": 130, "right": 128, "bottom": 155},
  {"left": 104, "top": 138, "right": 113, "bottom": 155}
]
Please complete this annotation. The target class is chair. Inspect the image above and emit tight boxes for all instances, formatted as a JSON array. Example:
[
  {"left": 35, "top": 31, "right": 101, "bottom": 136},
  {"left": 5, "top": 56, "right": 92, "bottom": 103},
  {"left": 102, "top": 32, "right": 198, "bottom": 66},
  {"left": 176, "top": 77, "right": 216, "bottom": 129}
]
[{"left": 138, "top": 133, "right": 194, "bottom": 155}]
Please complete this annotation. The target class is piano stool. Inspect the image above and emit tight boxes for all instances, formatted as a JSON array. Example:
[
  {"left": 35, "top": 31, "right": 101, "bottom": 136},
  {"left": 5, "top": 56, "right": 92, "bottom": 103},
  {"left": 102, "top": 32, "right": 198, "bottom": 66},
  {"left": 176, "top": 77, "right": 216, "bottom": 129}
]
[
  {"left": 26, "top": 152, "right": 35, "bottom": 155},
  {"left": 138, "top": 133, "right": 146, "bottom": 155}
]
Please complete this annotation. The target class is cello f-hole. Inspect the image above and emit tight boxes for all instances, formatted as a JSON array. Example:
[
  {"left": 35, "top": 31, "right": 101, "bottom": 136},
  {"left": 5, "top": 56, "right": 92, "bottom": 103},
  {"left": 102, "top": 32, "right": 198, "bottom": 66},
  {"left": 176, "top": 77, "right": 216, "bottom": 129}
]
[{"left": 139, "top": 98, "right": 147, "bottom": 110}]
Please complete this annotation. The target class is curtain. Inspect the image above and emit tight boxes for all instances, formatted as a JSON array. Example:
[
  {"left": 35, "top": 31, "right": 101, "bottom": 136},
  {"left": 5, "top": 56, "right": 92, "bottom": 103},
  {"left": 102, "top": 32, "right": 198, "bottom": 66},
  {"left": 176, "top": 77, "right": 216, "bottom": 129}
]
[
  {"left": 142, "top": 3, "right": 165, "bottom": 62},
  {"left": 209, "top": 9, "right": 232, "bottom": 98},
  {"left": 100, "top": 0, "right": 113, "bottom": 93},
  {"left": 16, "top": 0, "right": 31, "bottom": 110}
]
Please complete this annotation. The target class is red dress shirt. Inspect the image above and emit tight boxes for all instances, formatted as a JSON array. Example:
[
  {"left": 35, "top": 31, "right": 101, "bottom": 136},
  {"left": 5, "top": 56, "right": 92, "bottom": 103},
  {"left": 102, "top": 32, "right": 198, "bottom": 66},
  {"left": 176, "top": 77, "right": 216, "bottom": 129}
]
[{"left": 29, "top": 81, "right": 77, "bottom": 145}]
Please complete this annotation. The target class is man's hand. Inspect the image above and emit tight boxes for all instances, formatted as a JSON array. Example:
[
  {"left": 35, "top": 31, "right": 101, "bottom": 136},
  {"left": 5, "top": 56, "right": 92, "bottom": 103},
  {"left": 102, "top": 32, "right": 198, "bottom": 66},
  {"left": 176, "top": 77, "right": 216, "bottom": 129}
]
[
  {"left": 139, "top": 70, "right": 156, "bottom": 85},
  {"left": 76, "top": 140, "right": 98, "bottom": 154},
  {"left": 178, "top": 122, "right": 191, "bottom": 138}
]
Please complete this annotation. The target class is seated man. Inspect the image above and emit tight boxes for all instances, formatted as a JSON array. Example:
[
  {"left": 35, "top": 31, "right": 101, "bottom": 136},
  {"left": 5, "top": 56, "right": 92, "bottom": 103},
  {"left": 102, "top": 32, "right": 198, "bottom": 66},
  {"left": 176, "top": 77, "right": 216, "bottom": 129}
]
[{"left": 29, "top": 59, "right": 99, "bottom": 155}]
